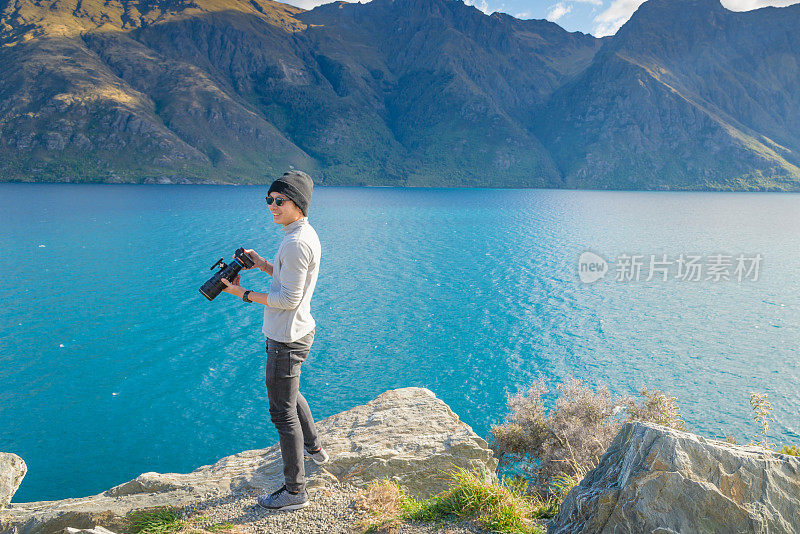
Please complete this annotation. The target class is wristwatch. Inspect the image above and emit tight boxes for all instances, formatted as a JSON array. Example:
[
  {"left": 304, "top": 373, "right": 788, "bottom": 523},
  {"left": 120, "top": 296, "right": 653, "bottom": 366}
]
[{"left": 242, "top": 290, "right": 252, "bottom": 303}]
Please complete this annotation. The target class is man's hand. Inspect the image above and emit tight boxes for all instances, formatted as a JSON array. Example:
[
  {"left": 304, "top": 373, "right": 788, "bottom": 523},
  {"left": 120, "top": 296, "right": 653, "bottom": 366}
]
[
  {"left": 220, "top": 274, "right": 244, "bottom": 297},
  {"left": 243, "top": 249, "right": 266, "bottom": 270},
  {"left": 243, "top": 248, "right": 274, "bottom": 275}
]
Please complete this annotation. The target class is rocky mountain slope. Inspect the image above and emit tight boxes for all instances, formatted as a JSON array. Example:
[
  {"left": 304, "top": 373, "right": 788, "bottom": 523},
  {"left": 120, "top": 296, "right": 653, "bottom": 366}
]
[
  {"left": 1, "top": 0, "right": 798, "bottom": 189},
  {"left": 538, "top": 0, "right": 800, "bottom": 190}
]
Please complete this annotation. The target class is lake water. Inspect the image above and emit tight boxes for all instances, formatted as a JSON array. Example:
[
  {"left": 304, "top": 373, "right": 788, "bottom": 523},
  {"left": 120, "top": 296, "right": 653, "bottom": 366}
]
[{"left": 1, "top": 183, "right": 799, "bottom": 502}]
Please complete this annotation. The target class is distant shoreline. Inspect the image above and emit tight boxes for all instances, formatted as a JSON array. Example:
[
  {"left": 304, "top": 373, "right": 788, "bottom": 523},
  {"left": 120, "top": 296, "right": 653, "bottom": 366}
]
[{"left": 3, "top": 180, "right": 800, "bottom": 193}]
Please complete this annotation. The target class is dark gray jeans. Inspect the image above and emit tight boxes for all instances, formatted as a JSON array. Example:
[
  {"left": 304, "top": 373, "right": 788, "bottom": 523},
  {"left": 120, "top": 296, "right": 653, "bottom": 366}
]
[{"left": 265, "top": 329, "right": 321, "bottom": 493}]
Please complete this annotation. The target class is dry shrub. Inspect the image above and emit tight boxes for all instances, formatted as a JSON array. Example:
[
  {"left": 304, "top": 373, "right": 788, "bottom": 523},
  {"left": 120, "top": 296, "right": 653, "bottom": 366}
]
[
  {"left": 352, "top": 479, "right": 403, "bottom": 533},
  {"left": 490, "top": 377, "right": 685, "bottom": 493},
  {"left": 624, "top": 388, "right": 685, "bottom": 430}
]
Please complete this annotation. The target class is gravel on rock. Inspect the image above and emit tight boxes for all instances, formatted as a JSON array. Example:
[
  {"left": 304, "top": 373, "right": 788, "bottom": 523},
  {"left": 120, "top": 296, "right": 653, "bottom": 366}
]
[{"left": 178, "top": 482, "right": 492, "bottom": 534}]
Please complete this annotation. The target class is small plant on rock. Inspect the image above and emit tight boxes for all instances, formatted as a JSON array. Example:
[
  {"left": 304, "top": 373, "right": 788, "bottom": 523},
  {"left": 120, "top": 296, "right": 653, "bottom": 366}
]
[
  {"left": 624, "top": 387, "right": 685, "bottom": 430},
  {"left": 779, "top": 445, "right": 799, "bottom": 457},
  {"left": 749, "top": 392, "right": 775, "bottom": 450}
]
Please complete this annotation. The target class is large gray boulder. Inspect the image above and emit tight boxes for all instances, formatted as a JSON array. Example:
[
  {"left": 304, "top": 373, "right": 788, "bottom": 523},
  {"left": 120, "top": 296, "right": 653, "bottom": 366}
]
[
  {"left": 0, "top": 387, "right": 497, "bottom": 534},
  {"left": 549, "top": 421, "right": 800, "bottom": 534},
  {"left": 0, "top": 454, "right": 27, "bottom": 510}
]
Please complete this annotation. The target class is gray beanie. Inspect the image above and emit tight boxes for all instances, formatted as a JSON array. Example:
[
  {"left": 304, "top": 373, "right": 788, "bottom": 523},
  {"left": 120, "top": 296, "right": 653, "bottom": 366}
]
[{"left": 268, "top": 170, "right": 313, "bottom": 216}]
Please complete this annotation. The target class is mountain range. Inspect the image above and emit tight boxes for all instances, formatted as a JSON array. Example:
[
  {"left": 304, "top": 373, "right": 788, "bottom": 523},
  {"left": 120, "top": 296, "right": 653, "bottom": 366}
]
[{"left": 1, "top": 0, "right": 799, "bottom": 189}]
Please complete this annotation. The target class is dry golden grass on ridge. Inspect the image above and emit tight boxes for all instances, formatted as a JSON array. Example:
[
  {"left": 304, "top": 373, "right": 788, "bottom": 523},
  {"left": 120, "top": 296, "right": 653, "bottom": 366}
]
[{"left": 351, "top": 479, "right": 405, "bottom": 533}]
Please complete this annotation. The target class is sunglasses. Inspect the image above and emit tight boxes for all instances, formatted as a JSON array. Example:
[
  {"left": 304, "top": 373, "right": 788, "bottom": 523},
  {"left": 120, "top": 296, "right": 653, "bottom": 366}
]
[{"left": 266, "top": 196, "right": 290, "bottom": 206}]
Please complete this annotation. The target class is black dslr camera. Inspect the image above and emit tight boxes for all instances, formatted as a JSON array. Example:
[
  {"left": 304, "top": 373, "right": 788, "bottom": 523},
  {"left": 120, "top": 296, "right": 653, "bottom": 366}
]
[{"left": 200, "top": 247, "right": 255, "bottom": 301}]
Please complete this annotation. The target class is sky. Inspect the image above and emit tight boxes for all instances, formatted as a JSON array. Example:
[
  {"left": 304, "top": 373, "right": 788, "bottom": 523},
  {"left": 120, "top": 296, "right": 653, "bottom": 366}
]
[{"left": 284, "top": 0, "right": 800, "bottom": 37}]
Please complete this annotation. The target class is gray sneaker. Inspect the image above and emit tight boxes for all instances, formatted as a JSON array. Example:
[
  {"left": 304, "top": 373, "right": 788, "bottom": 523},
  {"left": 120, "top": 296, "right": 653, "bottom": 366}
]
[
  {"left": 304, "top": 445, "right": 330, "bottom": 465},
  {"left": 257, "top": 485, "right": 309, "bottom": 511}
]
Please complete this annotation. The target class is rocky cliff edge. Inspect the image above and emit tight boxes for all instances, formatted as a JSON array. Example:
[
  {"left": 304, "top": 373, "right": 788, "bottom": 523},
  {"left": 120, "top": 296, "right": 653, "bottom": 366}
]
[{"left": 0, "top": 387, "right": 497, "bottom": 534}]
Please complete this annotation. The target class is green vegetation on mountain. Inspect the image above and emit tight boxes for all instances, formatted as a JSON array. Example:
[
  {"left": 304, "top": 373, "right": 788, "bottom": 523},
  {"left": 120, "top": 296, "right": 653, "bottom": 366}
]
[{"left": 1, "top": 0, "right": 799, "bottom": 189}]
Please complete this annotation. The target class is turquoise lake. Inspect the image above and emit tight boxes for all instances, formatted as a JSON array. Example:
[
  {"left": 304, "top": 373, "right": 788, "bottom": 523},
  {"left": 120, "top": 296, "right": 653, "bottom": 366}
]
[{"left": 1, "top": 183, "right": 799, "bottom": 502}]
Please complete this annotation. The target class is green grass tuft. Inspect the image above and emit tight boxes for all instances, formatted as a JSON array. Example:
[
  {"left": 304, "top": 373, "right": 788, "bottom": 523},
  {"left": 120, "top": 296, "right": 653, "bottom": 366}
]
[
  {"left": 398, "top": 466, "right": 556, "bottom": 534},
  {"left": 127, "top": 506, "right": 184, "bottom": 534}
]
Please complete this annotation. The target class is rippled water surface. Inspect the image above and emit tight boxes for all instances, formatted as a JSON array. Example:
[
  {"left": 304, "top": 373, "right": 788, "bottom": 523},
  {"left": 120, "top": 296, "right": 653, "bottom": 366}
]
[{"left": 1, "top": 183, "right": 799, "bottom": 502}]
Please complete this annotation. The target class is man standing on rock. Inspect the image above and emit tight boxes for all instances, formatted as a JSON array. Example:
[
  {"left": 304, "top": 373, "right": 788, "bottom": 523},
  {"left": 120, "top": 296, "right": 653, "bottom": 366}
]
[{"left": 221, "top": 170, "right": 330, "bottom": 511}]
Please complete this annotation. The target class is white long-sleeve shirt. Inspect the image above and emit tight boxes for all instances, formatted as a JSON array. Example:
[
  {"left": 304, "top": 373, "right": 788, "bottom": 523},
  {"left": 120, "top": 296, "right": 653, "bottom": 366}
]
[{"left": 262, "top": 217, "right": 321, "bottom": 343}]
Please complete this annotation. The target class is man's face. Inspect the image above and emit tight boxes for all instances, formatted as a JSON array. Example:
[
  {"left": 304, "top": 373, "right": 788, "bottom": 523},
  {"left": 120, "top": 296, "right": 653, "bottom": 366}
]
[{"left": 268, "top": 192, "right": 303, "bottom": 226}]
